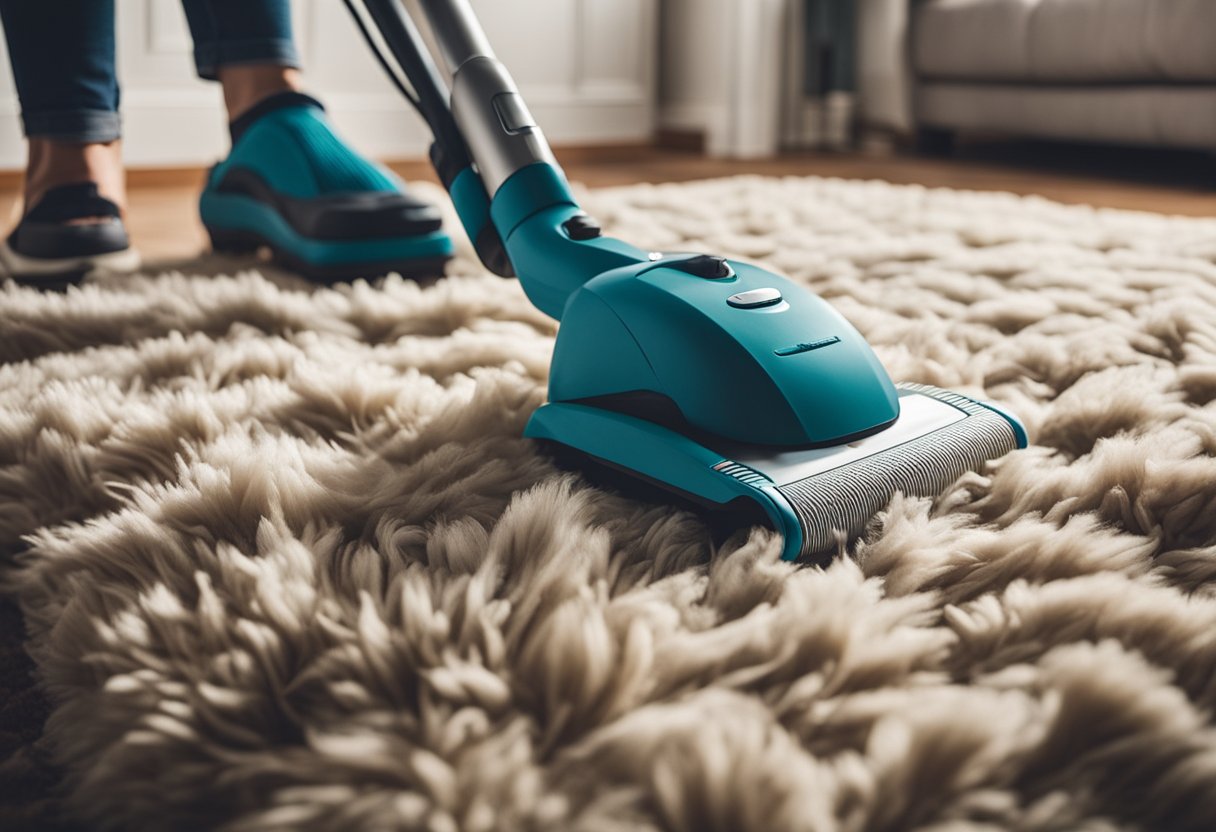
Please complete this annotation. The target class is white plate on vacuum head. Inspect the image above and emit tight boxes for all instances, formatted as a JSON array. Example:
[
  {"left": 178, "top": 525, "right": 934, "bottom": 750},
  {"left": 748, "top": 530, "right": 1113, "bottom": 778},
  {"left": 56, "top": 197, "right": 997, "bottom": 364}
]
[{"left": 716, "top": 390, "right": 967, "bottom": 486}]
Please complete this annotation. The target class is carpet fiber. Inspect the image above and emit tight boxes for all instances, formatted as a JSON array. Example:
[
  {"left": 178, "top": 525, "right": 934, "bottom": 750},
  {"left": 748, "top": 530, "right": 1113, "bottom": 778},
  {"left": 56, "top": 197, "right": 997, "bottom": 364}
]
[{"left": 2, "top": 176, "right": 1216, "bottom": 831}]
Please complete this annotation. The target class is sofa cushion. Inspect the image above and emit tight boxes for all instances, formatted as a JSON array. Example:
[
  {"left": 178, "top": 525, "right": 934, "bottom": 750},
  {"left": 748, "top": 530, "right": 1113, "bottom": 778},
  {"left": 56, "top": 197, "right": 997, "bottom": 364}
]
[
  {"left": 913, "top": 0, "right": 1216, "bottom": 84},
  {"left": 917, "top": 83, "right": 1216, "bottom": 151}
]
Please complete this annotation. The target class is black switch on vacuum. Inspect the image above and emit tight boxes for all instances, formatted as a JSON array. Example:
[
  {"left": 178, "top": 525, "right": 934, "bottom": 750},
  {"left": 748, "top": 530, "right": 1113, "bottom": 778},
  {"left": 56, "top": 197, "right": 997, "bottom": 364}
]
[
  {"left": 563, "top": 213, "right": 602, "bottom": 240},
  {"left": 670, "top": 254, "right": 735, "bottom": 279}
]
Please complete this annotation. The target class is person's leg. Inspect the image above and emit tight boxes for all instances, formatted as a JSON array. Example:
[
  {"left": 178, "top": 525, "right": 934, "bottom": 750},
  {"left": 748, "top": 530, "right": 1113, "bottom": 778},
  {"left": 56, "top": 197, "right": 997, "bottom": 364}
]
[
  {"left": 180, "top": 0, "right": 303, "bottom": 120},
  {"left": 181, "top": 0, "right": 451, "bottom": 281},
  {"left": 0, "top": 0, "right": 124, "bottom": 209},
  {"left": 0, "top": 0, "right": 136, "bottom": 280}
]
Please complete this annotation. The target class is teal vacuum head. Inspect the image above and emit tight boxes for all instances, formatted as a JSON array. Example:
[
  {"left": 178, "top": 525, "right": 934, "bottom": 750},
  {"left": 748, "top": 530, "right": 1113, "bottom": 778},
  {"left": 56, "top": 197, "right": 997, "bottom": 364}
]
[
  {"left": 524, "top": 247, "right": 1026, "bottom": 561},
  {"left": 349, "top": 0, "right": 1028, "bottom": 561}
]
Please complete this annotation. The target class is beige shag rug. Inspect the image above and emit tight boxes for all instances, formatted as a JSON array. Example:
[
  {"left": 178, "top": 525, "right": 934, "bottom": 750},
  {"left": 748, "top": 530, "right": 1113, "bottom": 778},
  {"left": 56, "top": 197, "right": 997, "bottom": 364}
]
[{"left": 2, "top": 176, "right": 1216, "bottom": 831}]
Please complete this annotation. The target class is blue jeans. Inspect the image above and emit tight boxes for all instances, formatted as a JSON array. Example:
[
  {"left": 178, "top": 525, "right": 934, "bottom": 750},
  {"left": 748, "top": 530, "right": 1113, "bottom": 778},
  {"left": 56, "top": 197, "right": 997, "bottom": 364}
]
[{"left": 0, "top": 0, "right": 300, "bottom": 143}]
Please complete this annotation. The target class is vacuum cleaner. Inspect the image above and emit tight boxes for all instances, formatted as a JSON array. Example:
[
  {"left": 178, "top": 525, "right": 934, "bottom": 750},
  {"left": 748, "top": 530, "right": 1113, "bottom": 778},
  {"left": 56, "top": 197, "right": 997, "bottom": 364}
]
[{"left": 345, "top": 0, "right": 1028, "bottom": 561}]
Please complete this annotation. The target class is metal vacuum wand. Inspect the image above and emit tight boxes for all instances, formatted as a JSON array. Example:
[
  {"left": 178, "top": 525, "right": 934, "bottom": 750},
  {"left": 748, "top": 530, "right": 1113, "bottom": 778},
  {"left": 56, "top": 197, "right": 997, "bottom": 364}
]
[{"left": 411, "top": 0, "right": 562, "bottom": 195}]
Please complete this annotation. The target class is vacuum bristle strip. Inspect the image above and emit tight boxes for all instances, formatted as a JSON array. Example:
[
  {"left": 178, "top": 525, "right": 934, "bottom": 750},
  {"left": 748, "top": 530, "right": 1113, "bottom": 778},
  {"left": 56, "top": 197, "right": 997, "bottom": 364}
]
[{"left": 776, "top": 384, "right": 1018, "bottom": 557}]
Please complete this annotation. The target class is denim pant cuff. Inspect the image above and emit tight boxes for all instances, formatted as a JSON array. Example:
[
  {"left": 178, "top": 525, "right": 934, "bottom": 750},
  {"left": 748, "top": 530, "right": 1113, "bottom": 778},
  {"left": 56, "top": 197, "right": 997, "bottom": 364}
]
[
  {"left": 21, "top": 109, "right": 122, "bottom": 143},
  {"left": 194, "top": 37, "right": 300, "bottom": 81}
]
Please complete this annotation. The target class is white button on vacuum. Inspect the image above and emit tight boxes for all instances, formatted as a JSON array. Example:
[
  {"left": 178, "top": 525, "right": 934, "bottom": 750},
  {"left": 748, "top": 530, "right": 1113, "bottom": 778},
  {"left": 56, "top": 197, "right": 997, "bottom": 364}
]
[{"left": 727, "top": 288, "right": 783, "bottom": 309}]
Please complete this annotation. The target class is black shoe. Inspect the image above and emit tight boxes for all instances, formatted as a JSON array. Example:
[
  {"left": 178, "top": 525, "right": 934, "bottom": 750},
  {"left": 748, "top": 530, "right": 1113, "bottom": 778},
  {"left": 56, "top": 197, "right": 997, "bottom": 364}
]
[{"left": 0, "top": 183, "right": 140, "bottom": 284}]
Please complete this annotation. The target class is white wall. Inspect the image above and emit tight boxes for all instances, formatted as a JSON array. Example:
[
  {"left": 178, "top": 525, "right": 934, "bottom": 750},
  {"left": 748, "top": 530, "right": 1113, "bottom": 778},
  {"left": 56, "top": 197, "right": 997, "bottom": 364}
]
[{"left": 0, "top": 0, "right": 657, "bottom": 169}]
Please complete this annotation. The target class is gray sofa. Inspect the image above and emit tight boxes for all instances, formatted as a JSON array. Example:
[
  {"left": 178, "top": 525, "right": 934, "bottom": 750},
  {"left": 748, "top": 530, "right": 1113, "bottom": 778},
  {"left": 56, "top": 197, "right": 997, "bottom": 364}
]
[{"left": 858, "top": 0, "right": 1216, "bottom": 152}]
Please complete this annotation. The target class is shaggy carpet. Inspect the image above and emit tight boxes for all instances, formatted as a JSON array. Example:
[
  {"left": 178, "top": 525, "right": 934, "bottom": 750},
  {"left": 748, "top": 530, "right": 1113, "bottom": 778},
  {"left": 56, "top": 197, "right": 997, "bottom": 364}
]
[{"left": 2, "top": 176, "right": 1216, "bottom": 831}]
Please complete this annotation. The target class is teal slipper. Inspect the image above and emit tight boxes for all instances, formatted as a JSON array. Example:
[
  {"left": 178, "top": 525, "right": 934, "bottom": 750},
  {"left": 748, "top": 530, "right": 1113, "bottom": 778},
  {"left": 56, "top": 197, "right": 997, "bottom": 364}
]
[{"left": 200, "top": 92, "right": 453, "bottom": 282}]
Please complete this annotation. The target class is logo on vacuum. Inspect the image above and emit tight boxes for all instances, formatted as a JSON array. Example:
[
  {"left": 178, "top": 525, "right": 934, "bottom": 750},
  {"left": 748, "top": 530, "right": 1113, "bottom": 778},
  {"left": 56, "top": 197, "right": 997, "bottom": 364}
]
[{"left": 774, "top": 336, "right": 841, "bottom": 357}]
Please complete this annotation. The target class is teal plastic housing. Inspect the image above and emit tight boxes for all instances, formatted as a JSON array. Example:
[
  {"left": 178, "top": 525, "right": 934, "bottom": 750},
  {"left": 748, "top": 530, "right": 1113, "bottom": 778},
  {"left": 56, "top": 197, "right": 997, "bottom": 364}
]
[
  {"left": 486, "top": 163, "right": 648, "bottom": 318},
  {"left": 474, "top": 162, "right": 900, "bottom": 446},
  {"left": 549, "top": 257, "right": 898, "bottom": 445}
]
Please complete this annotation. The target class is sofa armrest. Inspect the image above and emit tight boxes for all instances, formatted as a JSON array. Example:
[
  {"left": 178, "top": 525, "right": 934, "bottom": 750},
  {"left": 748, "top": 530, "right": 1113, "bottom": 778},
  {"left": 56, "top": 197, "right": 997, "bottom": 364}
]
[{"left": 857, "top": 0, "right": 914, "bottom": 133}]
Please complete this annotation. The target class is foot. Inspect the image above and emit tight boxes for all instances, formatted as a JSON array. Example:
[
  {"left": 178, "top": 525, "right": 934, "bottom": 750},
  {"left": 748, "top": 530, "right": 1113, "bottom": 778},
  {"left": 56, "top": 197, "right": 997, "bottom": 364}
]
[
  {"left": 0, "top": 141, "right": 139, "bottom": 284},
  {"left": 23, "top": 138, "right": 126, "bottom": 216},
  {"left": 199, "top": 91, "right": 452, "bottom": 282}
]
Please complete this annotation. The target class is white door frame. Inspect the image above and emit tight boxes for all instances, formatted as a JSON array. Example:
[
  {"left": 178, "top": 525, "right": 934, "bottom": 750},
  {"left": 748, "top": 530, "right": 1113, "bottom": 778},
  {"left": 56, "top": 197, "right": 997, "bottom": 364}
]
[
  {"left": 716, "top": 0, "right": 786, "bottom": 158},
  {"left": 660, "top": 0, "right": 787, "bottom": 158}
]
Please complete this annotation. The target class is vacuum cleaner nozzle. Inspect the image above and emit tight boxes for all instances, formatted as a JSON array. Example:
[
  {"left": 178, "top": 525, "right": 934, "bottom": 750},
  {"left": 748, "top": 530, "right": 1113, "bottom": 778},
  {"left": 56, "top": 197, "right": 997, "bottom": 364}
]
[{"left": 524, "top": 253, "right": 1027, "bottom": 561}]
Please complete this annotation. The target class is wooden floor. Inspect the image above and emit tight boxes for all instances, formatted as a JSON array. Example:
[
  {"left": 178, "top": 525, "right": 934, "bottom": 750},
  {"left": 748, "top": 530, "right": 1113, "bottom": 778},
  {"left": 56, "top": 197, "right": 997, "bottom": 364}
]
[{"left": 0, "top": 141, "right": 1211, "bottom": 263}]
